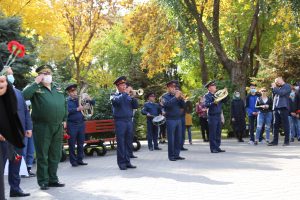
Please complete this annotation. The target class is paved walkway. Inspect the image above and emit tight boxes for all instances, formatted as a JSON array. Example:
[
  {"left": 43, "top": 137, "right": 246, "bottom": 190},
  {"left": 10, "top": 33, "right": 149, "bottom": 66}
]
[{"left": 4, "top": 139, "right": 300, "bottom": 200}]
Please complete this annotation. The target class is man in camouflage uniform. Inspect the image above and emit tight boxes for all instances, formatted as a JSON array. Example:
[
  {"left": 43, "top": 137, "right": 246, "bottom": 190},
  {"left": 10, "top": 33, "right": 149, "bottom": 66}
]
[{"left": 23, "top": 65, "right": 67, "bottom": 190}]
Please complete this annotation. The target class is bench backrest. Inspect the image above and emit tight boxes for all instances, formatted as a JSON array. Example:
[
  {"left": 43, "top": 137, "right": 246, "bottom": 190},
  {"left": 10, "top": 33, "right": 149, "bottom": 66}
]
[{"left": 85, "top": 119, "right": 115, "bottom": 134}]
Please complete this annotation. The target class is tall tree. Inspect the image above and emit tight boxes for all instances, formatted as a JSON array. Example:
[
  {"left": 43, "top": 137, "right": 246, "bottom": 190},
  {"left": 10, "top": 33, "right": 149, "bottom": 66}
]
[{"left": 163, "top": 0, "right": 260, "bottom": 97}]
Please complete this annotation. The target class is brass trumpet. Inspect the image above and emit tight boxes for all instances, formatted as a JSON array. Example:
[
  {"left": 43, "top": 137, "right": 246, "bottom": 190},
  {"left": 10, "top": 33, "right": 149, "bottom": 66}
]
[{"left": 131, "top": 88, "right": 144, "bottom": 96}]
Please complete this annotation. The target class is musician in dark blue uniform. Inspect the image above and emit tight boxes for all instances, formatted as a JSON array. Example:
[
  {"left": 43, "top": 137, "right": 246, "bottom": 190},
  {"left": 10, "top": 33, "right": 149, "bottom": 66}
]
[
  {"left": 141, "top": 92, "right": 162, "bottom": 151},
  {"left": 204, "top": 80, "right": 227, "bottom": 153},
  {"left": 162, "top": 81, "right": 185, "bottom": 161},
  {"left": 111, "top": 76, "right": 138, "bottom": 170},
  {"left": 66, "top": 84, "right": 95, "bottom": 167}
]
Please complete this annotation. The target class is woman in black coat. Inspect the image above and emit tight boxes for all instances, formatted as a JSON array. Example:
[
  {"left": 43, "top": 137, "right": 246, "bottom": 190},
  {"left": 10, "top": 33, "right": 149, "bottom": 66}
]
[
  {"left": 231, "top": 91, "right": 246, "bottom": 142},
  {"left": 0, "top": 75, "right": 24, "bottom": 200}
]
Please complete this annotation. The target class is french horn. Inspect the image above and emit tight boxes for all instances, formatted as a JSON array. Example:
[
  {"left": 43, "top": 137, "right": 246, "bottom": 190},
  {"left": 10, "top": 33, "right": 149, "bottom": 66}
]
[{"left": 214, "top": 88, "right": 228, "bottom": 103}]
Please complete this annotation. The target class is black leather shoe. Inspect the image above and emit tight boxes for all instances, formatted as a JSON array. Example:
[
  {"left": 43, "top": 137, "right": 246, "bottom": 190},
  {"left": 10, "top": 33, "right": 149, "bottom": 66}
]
[
  {"left": 154, "top": 147, "right": 162, "bottom": 150},
  {"left": 268, "top": 142, "right": 278, "bottom": 146},
  {"left": 78, "top": 162, "right": 88, "bottom": 165},
  {"left": 40, "top": 184, "right": 49, "bottom": 190},
  {"left": 10, "top": 190, "right": 30, "bottom": 197},
  {"left": 283, "top": 142, "right": 290, "bottom": 146},
  {"left": 169, "top": 158, "right": 177, "bottom": 161},
  {"left": 130, "top": 155, "right": 138, "bottom": 158},
  {"left": 28, "top": 170, "right": 36, "bottom": 177},
  {"left": 181, "top": 148, "right": 188, "bottom": 151},
  {"left": 218, "top": 149, "right": 226, "bottom": 152},
  {"left": 211, "top": 150, "right": 219, "bottom": 153},
  {"left": 72, "top": 163, "right": 78, "bottom": 167},
  {"left": 119, "top": 166, "right": 127, "bottom": 170},
  {"left": 175, "top": 156, "right": 185, "bottom": 160},
  {"left": 149, "top": 148, "right": 154, "bottom": 151},
  {"left": 48, "top": 182, "right": 65, "bottom": 187},
  {"left": 126, "top": 164, "right": 137, "bottom": 169}
]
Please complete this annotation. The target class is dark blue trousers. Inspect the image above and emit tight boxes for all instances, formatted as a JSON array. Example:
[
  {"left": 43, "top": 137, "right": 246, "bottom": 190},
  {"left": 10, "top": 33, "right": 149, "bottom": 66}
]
[
  {"left": 180, "top": 116, "right": 186, "bottom": 149},
  {"left": 1, "top": 141, "right": 22, "bottom": 192},
  {"left": 67, "top": 122, "right": 85, "bottom": 165},
  {"left": 166, "top": 119, "right": 182, "bottom": 160},
  {"left": 273, "top": 108, "right": 290, "bottom": 144},
  {"left": 208, "top": 115, "right": 222, "bottom": 151},
  {"left": 146, "top": 120, "right": 158, "bottom": 149},
  {"left": 115, "top": 119, "right": 133, "bottom": 168}
]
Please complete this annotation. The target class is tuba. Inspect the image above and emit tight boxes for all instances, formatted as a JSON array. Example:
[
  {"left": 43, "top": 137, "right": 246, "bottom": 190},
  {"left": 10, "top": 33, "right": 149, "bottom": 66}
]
[
  {"left": 78, "top": 83, "right": 94, "bottom": 119},
  {"left": 214, "top": 88, "right": 228, "bottom": 103}
]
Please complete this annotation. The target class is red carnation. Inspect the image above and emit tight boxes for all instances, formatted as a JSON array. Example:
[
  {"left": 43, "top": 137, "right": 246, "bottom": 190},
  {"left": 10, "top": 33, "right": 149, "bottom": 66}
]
[
  {"left": 14, "top": 154, "right": 22, "bottom": 162},
  {"left": 7, "top": 41, "right": 21, "bottom": 54},
  {"left": 63, "top": 134, "right": 71, "bottom": 140},
  {"left": 16, "top": 44, "right": 26, "bottom": 58}
]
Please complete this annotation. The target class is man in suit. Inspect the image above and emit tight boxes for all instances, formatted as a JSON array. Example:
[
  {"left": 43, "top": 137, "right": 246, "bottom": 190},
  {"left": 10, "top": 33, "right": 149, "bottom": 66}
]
[{"left": 268, "top": 77, "right": 291, "bottom": 146}]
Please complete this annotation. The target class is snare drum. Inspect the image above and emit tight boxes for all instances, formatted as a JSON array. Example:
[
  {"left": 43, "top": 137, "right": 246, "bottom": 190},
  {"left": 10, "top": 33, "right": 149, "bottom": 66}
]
[{"left": 152, "top": 115, "right": 166, "bottom": 126}]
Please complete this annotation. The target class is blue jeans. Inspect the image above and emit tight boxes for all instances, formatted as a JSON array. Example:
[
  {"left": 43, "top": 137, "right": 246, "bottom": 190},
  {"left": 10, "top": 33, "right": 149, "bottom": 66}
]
[
  {"left": 186, "top": 126, "right": 192, "bottom": 143},
  {"left": 289, "top": 116, "right": 299, "bottom": 138},
  {"left": 255, "top": 112, "right": 272, "bottom": 141},
  {"left": 166, "top": 119, "right": 182, "bottom": 160},
  {"left": 22, "top": 136, "right": 35, "bottom": 167}
]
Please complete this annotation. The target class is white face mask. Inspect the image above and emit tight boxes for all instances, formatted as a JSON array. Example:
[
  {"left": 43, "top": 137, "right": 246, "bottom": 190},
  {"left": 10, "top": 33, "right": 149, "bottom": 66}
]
[{"left": 43, "top": 75, "right": 52, "bottom": 84}]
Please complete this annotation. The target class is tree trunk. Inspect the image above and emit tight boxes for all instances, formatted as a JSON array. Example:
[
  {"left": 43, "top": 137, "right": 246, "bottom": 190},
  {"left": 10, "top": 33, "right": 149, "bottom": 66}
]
[
  {"left": 75, "top": 57, "right": 80, "bottom": 84},
  {"left": 196, "top": 22, "right": 208, "bottom": 85},
  {"left": 230, "top": 62, "right": 247, "bottom": 99}
]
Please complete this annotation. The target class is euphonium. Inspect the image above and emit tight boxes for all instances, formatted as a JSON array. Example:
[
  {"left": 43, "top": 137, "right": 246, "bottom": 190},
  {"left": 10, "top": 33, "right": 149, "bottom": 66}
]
[
  {"left": 214, "top": 88, "right": 228, "bottom": 103},
  {"left": 78, "top": 84, "right": 94, "bottom": 119}
]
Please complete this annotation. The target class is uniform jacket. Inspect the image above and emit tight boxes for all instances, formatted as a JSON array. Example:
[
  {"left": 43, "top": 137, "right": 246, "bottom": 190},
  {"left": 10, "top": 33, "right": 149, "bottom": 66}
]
[
  {"left": 111, "top": 92, "right": 138, "bottom": 120},
  {"left": 67, "top": 97, "right": 95, "bottom": 123},
  {"left": 162, "top": 93, "right": 185, "bottom": 120},
  {"left": 272, "top": 83, "right": 291, "bottom": 110},
  {"left": 204, "top": 92, "right": 227, "bottom": 116},
  {"left": 141, "top": 101, "right": 162, "bottom": 121},
  {"left": 22, "top": 82, "right": 67, "bottom": 124}
]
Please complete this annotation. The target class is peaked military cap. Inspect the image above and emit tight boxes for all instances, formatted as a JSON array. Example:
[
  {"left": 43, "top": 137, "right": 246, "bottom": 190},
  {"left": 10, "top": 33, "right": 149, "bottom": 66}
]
[
  {"left": 166, "top": 80, "right": 177, "bottom": 87},
  {"left": 36, "top": 65, "right": 53, "bottom": 74},
  {"left": 113, "top": 76, "right": 127, "bottom": 86},
  {"left": 204, "top": 80, "right": 216, "bottom": 88},
  {"left": 65, "top": 84, "right": 77, "bottom": 91}
]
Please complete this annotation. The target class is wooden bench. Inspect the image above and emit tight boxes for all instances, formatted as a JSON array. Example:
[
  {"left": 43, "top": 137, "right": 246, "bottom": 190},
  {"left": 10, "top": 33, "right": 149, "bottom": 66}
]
[
  {"left": 84, "top": 119, "right": 141, "bottom": 156},
  {"left": 84, "top": 119, "right": 116, "bottom": 156}
]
